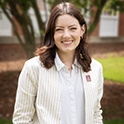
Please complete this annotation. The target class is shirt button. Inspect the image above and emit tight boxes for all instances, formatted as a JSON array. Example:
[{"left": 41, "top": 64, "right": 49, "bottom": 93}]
[{"left": 63, "top": 67, "right": 68, "bottom": 72}]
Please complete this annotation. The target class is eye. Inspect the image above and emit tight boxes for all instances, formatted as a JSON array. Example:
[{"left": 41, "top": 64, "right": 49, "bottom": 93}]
[
  {"left": 70, "top": 27, "right": 77, "bottom": 30},
  {"left": 55, "top": 28, "right": 62, "bottom": 31}
]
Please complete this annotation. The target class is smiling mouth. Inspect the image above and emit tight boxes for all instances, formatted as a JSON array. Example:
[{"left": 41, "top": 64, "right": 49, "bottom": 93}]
[{"left": 61, "top": 40, "right": 73, "bottom": 45}]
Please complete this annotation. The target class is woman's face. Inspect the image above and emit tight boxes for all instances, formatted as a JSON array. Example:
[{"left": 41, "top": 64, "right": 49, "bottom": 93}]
[{"left": 54, "top": 14, "right": 85, "bottom": 56}]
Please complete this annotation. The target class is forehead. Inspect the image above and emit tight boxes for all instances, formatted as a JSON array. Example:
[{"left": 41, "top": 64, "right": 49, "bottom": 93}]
[{"left": 55, "top": 14, "right": 80, "bottom": 26}]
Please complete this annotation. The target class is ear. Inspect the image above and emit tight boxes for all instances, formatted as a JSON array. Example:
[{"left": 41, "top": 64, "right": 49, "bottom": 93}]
[{"left": 80, "top": 24, "right": 85, "bottom": 37}]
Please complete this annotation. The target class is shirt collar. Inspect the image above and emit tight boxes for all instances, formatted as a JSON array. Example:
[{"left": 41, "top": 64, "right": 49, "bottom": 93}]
[
  {"left": 73, "top": 58, "right": 82, "bottom": 69},
  {"left": 54, "top": 52, "right": 82, "bottom": 71},
  {"left": 54, "top": 52, "right": 65, "bottom": 71}
]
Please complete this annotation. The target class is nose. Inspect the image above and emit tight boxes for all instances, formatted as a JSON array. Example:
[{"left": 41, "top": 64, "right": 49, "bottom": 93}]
[{"left": 63, "top": 29, "right": 71, "bottom": 39}]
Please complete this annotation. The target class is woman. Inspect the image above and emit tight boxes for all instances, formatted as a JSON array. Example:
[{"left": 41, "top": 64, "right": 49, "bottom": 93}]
[{"left": 13, "top": 2, "right": 104, "bottom": 124}]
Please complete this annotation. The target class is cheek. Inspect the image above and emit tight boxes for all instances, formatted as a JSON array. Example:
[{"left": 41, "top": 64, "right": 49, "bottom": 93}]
[
  {"left": 54, "top": 33, "right": 62, "bottom": 41},
  {"left": 54, "top": 35, "right": 60, "bottom": 46},
  {"left": 72, "top": 32, "right": 81, "bottom": 39},
  {"left": 54, "top": 34, "right": 57, "bottom": 44}
]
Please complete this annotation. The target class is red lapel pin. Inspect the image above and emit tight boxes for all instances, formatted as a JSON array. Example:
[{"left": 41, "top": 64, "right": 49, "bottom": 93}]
[{"left": 86, "top": 75, "right": 91, "bottom": 82}]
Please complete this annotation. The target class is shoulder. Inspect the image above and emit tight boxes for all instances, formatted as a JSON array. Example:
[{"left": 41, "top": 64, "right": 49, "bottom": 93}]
[
  {"left": 89, "top": 59, "right": 103, "bottom": 82},
  {"left": 91, "top": 58, "right": 102, "bottom": 67},
  {"left": 21, "top": 56, "right": 43, "bottom": 75},
  {"left": 24, "top": 56, "right": 56, "bottom": 71},
  {"left": 20, "top": 56, "right": 42, "bottom": 80},
  {"left": 91, "top": 58, "right": 103, "bottom": 71},
  {"left": 24, "top": 56, "right": 41, "bottom": 68}
]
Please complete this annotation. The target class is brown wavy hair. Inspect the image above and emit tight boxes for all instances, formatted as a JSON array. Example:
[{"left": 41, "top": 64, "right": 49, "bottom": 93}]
[{"left": 35, "top": 2, "right": 91, "bottom": 72}]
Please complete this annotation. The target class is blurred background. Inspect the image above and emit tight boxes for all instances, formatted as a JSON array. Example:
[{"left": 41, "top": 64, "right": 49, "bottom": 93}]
[{"left": 0, "top": 0, "right": 124, "bottom": 124}]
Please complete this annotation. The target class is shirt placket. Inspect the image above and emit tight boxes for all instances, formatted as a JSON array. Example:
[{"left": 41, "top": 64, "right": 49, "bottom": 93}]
[{"left": 66, "top": 68, "right": 76, "bottom": 124}]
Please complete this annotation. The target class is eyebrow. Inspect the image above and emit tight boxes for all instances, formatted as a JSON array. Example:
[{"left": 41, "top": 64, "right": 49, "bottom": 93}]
[
  {"left": 55, "top": 24, "right": 77, "bottom": 28},
  {"left": 68, "top": 24, "right": 77, "bottom": 28}
]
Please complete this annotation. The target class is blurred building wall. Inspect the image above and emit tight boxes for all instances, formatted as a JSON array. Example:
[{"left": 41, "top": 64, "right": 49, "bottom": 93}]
[{"left": 0, "top": 0, "right": 124, "bottom": 43}]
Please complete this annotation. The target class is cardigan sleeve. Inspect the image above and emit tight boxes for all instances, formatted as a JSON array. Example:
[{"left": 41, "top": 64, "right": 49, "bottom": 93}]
[
  {"left": 13, "top": 61, "right": 38, "bottom": 124},
  {"left": 93, "top": 64, "right": 104, "bottom": 124}
]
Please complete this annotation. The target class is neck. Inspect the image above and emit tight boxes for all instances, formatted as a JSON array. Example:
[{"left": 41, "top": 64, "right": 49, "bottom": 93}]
[{"left": 57, "top": 51, "right": 75, "bottom": 69}]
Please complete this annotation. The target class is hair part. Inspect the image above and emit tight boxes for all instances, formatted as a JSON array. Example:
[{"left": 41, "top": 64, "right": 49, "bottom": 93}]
[{"left": 35, "top": 2, "right": 91, "bottom": 72}]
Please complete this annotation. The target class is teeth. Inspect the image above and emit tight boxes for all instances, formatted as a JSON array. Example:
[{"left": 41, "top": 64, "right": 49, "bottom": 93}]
[{"left": 62, "top": 41, "right": 72, "bottom": 44}]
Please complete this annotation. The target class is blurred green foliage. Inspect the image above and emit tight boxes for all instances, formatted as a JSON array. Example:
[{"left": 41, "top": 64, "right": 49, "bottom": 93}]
[
  {"left": 0, "top": 118, "right": 12, "bottom": 124},
  {"left": 103, "top": 119, "right": 124, "bottom": 124},
  {"left": 0, "top": 118, "right": 124, "bottom": 124}
]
